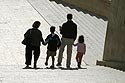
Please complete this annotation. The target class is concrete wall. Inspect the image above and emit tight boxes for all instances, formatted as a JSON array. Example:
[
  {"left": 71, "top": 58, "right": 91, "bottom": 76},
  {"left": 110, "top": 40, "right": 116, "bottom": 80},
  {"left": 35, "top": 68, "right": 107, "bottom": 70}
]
[
  {"left": 103, "top": 0, "right": 125, "bottom": 62},
  {"left": 97, "top": 0, "right": 125, "bottom": 71},
  {"left": 61, "top": 0, "right": 110, "bottom": 18}
]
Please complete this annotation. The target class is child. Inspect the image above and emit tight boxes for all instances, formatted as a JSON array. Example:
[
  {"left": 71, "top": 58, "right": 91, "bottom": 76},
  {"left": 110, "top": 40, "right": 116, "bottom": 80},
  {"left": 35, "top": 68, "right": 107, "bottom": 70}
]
[
  {"left": 73, "top": 35, "right": 86, "bottom": 68},
  {"left": 44, "top": 26, "right": 61, "bottom": 68}
]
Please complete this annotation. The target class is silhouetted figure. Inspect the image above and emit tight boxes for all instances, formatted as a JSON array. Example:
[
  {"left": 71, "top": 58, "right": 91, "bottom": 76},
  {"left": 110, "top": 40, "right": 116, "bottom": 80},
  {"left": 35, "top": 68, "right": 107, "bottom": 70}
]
[
  {"left": 44, "top": 26, "right": 61, "bottom": 68},
  {"left": 23, "top": 21, "right": 44, "bottom": 69},
  {"left": 57, "top": 14, "right": 77, "bottom": 68},
  {"left": 73, "top": 35, "right": 86, "bottom": 68}
]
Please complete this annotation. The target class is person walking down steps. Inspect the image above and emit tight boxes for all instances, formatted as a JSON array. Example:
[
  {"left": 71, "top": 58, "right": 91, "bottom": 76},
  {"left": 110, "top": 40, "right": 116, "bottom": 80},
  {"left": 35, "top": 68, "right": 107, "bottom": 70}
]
[
  {"left": 44, "top": 26, "right": 61, "bottom": 68},
  {"left": 73, "top": 35, "right": 86, "bottom": 68},
  {"left": 22, "top": 21, "right": 44, "bottom": 69},
  {"left": 57, "top": 14, "right": 77, "bottom": 68}
]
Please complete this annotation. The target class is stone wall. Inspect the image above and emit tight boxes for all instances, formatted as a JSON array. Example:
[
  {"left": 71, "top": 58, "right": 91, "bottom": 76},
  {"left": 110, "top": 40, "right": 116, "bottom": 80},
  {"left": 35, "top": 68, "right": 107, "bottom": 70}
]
[
  {"left": 97, "top": 0, "right": 125, "bottom": 71},
  {"left": 103, "top": 0, "right": 125, "bottom": 62}
]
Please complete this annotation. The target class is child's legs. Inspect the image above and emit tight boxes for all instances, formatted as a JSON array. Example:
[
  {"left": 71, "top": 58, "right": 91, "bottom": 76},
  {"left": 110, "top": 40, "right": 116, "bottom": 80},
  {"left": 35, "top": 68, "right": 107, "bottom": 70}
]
[
  {"left": 76, "top": 52, "right": 79, "bottom": 62},
  {"left": 46, "top": 55, "right": 50, "bottom": 63},
  {"left": 78, "top": 53, "right": 84, "bottom": 65},
  {"left": 51, "top": 51, "right": 56, "bottom": 66},
  {"left": 51, "top": 56, "right": 55, "bottom": 66},
  {"left": 46, "top": 50, "right": 51, "bottom": 63},
  {"left": 76, "top": 52, "right": 83, "bottom": 64}
]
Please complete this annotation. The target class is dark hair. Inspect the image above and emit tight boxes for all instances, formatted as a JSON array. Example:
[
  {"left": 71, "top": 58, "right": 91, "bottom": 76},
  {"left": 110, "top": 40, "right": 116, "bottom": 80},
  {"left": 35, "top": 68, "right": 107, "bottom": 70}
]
[
  {"left": 78, "top": 35, "right": 84, "bottom": 43},
  {"left": 32, "top": 21, "right": 41, "bottom": 28},
  {"left": 50, "top": 26, "right": 55, "bottom": 33},
  {"left": 67, "top": 14, "right": 72, "bottom": 20}
]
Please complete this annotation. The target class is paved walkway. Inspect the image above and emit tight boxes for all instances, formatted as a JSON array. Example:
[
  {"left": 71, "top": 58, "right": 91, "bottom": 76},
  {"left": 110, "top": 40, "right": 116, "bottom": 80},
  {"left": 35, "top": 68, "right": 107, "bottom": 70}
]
[
  {"left": 0, "top": 65, "right": 124, "bottom": 83},
  {"left": 0, "top": 0, "right": 125, "bottom": 83}
]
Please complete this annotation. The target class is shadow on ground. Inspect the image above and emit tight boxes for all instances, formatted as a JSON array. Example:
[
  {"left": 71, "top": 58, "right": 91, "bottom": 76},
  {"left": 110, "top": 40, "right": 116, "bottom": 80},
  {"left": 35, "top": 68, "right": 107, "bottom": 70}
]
[{"left": 22, "top": 67, "right": 87, "bottom": 70}]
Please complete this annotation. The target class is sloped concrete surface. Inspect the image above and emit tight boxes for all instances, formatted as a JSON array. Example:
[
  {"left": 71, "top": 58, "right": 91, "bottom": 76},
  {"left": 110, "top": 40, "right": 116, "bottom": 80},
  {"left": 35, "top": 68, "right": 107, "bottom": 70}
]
[
  {"left": 0, "top": 0, "right": 125, "bottom": 83},
  {"left": 27, "top": 0, "right": 108, "bottom": 65},
  {"left": 0, "top": 65, "right": 125, "bottom": 83}
]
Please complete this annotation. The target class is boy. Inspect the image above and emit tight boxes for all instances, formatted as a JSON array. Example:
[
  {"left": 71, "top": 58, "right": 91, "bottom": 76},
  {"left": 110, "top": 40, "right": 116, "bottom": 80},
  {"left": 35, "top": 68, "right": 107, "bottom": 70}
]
[{"left": 44, "top": 26, "right": 61, "bottom": 68}]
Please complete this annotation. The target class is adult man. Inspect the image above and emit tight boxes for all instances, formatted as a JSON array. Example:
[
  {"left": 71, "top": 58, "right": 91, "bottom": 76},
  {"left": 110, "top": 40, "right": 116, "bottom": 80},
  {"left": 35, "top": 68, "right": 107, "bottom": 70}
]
[{"left": 57, "top": 14, "right": 77, "bottom": 68}]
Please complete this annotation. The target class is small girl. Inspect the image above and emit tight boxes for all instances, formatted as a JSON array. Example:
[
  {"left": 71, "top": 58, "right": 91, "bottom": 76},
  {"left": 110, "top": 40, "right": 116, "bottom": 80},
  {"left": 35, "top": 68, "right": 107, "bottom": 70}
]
[{"left": 73, "top": 35, "right": 86, "bottom": 68}]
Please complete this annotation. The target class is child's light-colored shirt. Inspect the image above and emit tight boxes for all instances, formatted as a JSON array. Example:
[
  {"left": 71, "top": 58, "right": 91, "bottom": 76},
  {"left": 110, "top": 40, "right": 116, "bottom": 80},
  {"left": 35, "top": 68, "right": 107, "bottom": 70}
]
[{"left": 74, "top": 43, "right": 86, "bottom": 54}]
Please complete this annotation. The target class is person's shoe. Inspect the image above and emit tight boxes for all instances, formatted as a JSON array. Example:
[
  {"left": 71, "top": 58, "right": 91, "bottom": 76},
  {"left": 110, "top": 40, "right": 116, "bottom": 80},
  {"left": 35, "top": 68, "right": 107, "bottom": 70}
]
[
  {"left": 78, "top": 65, "right": 81, "bottom": 68},
  {"left": 45, "top": 62, "right": 48, "bottom": 66},
  {"left": 23, "top": 65, "right": 30, "bottom": 69},
  {"left": 26, "top": 65, "right": 29, "bottom": 67},
  {"left": 50, "top": 65, "right": 54, "bottom": 69},
  {"left": 56, "top": 63, "right": 62, "bottom": 66},
  {"left": 78, "top": 62, "right": 81, "bottom": 68},
  {"left": 66, "top": 66, "right": 70, "bottom": 69}
]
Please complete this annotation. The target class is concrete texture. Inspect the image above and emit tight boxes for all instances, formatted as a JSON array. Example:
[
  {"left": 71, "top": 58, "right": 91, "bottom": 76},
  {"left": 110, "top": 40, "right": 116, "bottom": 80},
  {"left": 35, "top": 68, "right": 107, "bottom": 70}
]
[
  {"left": 52, "top": 0, "right": 110, "bottom": 18},
  {"left": 97, "top": 0, "right": 125, "bottom": 71}
]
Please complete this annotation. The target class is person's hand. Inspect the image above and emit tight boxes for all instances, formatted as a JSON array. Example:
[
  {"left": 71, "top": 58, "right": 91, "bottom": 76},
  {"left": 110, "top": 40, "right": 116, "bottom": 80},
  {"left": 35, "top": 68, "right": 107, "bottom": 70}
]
[
  {"left": 59, "top": 26, "right": 62, "bottom": 28},
  {"left": 59, "top": 26, "right": 62, "bottom": 34},
  {"left": 42, "top": 42, "right": 46, "bottom": 45},
  {"left": 57, "top": 47, "right": 60, "bottom": 49}
]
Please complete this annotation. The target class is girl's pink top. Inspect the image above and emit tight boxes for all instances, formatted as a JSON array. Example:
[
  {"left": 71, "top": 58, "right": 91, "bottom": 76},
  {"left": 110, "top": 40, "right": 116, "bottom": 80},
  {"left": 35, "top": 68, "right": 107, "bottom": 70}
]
[{"left": 74, "top": 43, "right": 86, "bottom": 54}]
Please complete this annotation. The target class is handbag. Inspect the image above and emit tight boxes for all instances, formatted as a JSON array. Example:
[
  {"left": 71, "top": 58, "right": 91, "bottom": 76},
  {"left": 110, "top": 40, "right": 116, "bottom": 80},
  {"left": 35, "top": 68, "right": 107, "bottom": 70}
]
[
  {"left": 22, "top": 29, "right": 32, "bottom": 45},
  {"left": 22, "top": 37, "right": 31, "bottom": 45}
]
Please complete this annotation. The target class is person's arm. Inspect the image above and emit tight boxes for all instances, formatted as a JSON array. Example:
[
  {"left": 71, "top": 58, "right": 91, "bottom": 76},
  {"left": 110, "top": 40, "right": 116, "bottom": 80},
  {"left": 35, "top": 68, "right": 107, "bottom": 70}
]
[
  {"left": 56, "top": 35, "right": 61, "bottom": 49},
  {"left": 59, "top": 26, "right": 62, "bottom": 34},
  {"left": 60, "top": 23, "right": 65, "bottom": 35},
  {"left": 74, "top": 24, "right": 77, "bottom": 41},
  {"left": 44, "top": 35, "right": 50, "bottom": 45},
  {"left": 40, "top": 31, "right": 45, "bottom": 45},
  {"left": 84, "top": 44, "right": 86, "bottom": 54},
  {"left": 24, "top": 29, "right": 31, "bottom": 38}
]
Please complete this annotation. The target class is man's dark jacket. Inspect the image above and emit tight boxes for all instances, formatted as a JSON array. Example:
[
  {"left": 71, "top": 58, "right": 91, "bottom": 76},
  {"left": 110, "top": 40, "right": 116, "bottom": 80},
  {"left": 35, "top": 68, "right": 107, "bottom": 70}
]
[{"left": 60, "top": 20, "right": 77, "bottom": 40}]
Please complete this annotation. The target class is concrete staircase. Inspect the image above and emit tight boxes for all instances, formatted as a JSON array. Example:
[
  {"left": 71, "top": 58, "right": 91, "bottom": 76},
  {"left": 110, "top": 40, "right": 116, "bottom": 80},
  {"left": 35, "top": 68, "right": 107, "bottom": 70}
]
[{"left": 27, "top": 0, "right": 108, "bottom": 65}]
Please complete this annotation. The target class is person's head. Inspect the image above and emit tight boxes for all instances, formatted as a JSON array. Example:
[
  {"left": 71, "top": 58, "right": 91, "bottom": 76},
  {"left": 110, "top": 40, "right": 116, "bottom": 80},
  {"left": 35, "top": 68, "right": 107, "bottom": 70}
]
[
  {"left": 78, "top": 35, "right": 84, "bottom": 43},
  {"left": 50, "top": 26, "right": 55, "bottom": 33},
  {"left": 32, "top": 21, "right": 41, "bottom": 28},
  {"left": 67, "top": 14, "right": 73, "bottom": 20}
]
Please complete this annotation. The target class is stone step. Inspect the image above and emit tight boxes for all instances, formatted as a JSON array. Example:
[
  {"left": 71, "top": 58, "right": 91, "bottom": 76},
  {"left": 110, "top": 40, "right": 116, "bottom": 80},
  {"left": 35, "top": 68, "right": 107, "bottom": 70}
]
[{"left": 27, "top": 0, "right": 108, "bottom": 65}]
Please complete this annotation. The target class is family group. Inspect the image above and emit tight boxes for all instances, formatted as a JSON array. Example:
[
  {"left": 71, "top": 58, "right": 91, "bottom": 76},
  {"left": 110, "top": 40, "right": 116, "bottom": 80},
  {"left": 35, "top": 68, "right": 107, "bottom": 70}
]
[{"left": 22, "top": 14, "right": 86, "bottom": 69}]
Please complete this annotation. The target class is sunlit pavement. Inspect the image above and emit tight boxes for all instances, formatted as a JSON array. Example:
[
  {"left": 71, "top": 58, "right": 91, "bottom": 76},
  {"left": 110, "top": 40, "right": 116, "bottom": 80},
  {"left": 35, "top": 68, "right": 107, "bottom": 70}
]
[{"left": 0, "top": 0, "right": 124, "bottom": 83}]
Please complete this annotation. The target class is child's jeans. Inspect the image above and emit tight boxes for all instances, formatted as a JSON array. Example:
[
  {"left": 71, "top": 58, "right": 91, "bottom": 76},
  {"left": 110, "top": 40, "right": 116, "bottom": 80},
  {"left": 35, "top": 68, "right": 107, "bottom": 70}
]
[{"left": 76, "top": 52, "right": 84, "bottom": 65}]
